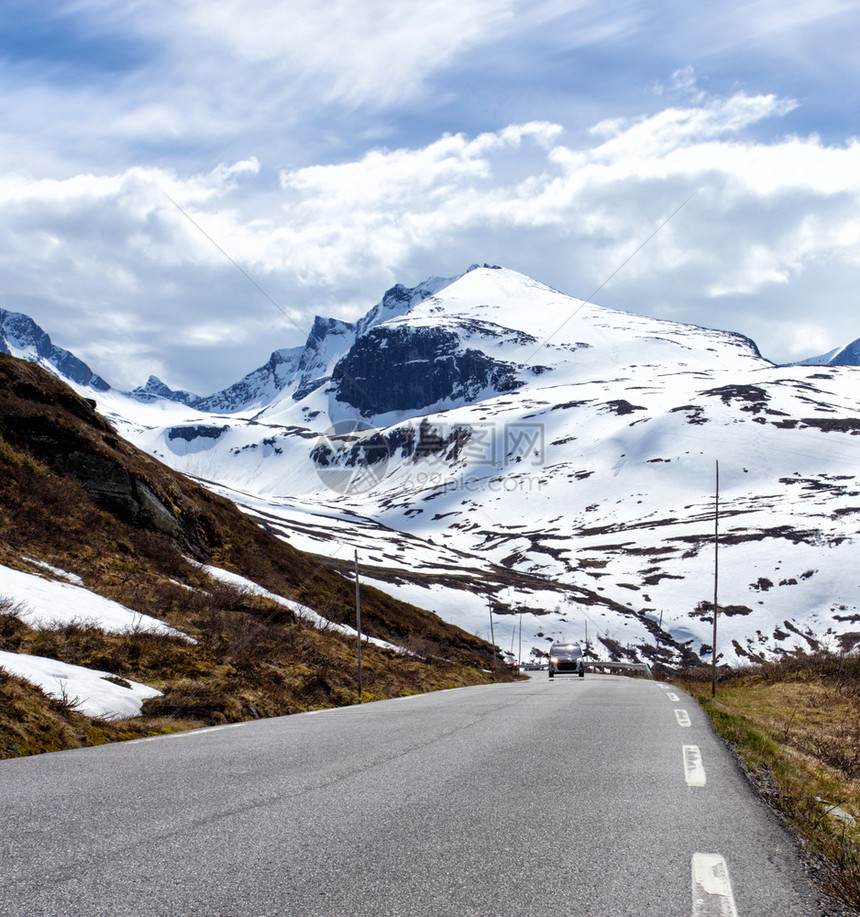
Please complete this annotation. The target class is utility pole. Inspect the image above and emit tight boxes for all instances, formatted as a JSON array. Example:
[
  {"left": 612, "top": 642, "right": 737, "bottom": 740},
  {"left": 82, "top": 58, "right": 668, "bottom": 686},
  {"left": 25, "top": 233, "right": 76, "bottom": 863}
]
[
  {"left": 489, "top": 599, "right": 496, "bottom": 666},
  {"left": 518, "top": 612, "right": 523, "bottom": 668},
  {"left": 711, "top": 460, "right": 720, "bottom": 699},
  {"left": 354, "top": 549, "right": 363, "bottom": 703}
]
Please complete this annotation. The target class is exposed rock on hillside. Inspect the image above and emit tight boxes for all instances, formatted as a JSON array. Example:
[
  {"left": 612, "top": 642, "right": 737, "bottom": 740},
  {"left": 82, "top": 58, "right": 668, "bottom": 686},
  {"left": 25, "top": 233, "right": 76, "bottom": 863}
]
[{"left": 333, "top": 325, "right": 521, "bottom": 415}]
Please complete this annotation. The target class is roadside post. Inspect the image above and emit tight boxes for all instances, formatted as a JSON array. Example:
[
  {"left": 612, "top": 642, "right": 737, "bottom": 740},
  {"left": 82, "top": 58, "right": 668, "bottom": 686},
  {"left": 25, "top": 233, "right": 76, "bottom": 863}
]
[
  {"left": 711, "top": 460, "right": 719, "bottom": 699},
  {"left": 355, "top": 549, "right": 363, "bottom": 703}
]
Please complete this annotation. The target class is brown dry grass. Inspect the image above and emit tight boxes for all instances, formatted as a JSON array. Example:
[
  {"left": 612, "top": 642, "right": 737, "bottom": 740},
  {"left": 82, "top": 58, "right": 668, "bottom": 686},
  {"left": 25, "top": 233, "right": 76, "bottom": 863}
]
[
  {"left": 1, "top": 576, "right": 505, "bottom": 757},
  {"left": 681, "top": 653, "right": 860, "bottom": 909},
  {"left": 0, "top": 354, "right": 511, "bottom": 759}
]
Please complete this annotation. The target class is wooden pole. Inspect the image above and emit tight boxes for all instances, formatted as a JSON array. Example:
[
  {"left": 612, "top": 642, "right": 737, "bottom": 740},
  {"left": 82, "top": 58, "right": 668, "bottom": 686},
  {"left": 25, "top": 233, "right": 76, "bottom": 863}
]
[
  {"left": 711, "top": 460, "right": 719, "bottom": 699},
  {"left": 354, "top": 549, "right": 363, "bottom": 703}
]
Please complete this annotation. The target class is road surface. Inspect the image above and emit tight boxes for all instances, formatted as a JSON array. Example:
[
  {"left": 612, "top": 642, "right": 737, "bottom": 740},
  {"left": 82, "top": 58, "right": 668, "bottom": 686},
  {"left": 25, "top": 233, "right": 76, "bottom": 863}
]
[{"left": 1, "top": 675, "right": 825, "bottom": 916}]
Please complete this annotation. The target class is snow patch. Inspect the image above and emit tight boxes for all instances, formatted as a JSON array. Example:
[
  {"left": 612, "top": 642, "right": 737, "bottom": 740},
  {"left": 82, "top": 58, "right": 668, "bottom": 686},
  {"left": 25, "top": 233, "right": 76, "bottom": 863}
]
[
  {"left": 0, "top": 564, "right": 190, "bottom": 640},
  {"left": 0, "top": 650, "right": 160, "bottom": 719},
  {"left": 191, "top": 562, "right": 405, "bottom": 653}
]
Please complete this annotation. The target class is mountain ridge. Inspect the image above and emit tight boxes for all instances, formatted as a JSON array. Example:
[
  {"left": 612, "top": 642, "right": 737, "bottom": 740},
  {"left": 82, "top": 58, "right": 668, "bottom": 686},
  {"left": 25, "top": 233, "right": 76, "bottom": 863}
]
[
  {"left": 1, "top": 263, "right": 833, "bottom": 417},
  {"left": 797, "top": 337, "right": 860, "bottom": 367},
  {"left": 0, "top": 309, "right": 110, "bottom": 393},
  {"left": 3, "top": 266, "right": 859, "bottom": 670}
]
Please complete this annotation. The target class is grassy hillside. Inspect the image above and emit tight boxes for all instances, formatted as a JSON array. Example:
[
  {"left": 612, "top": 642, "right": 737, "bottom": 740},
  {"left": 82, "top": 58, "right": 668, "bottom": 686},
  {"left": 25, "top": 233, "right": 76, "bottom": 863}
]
[{"left": 0, "top": 355, "right": 510, "bottom": 757}]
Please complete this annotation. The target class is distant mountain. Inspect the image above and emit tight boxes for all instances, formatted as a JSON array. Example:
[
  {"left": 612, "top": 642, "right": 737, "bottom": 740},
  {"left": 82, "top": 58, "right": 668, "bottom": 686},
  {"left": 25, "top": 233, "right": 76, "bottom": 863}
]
[
  {"left": 85, "top": 264, "right": 860, "bottom": 670},
  {"left": 196, "top": 346, "right": 305, "bottom": 412},
  {"left": 124, "top": 268, "right": 473, "bottom": 415},
  {"left": 131, "top": 375, "right": 200, "bottom": 406},
  {"left": 288, "top": 317, "right": 355, "bottom": 404},
  {"left": 0, "top": 308, "right": 109, "bottom": 392},
  {"left": 796, "top": 337, "right": 860, "bottom": 367},
  {"left": 3, "top": 265, "right": 536, "bottom": 416}
]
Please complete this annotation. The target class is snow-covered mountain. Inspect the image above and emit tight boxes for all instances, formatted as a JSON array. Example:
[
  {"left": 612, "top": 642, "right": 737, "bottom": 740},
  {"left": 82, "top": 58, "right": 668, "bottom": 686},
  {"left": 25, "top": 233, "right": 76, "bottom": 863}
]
[
  {"left": 797, "top": 337, "right": 860, "bottom": 367},
  {"left": 0, "top": 309, "right": 109, "bottom": 392},
  {"left": 7, "top": 266, "right": 860, "bottom": 669},
  {"left": 126, "top": 271, "right": 454, "bottom": 413}
]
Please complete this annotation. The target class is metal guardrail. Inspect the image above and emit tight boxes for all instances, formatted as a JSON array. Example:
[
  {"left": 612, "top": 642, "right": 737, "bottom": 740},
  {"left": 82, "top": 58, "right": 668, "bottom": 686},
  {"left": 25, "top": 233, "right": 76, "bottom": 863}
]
[
  {"left": 520, "top": 661, "right": 653, "bottom": 677},
  {"left": 582, "top": 660, "right": 653, "bottom": 678}
]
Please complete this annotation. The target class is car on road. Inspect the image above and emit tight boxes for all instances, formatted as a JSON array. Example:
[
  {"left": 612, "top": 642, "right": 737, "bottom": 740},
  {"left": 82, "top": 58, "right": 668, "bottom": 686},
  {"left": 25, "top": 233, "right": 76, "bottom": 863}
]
[{"left": 548, "top": 642, "right": 585, "bottom": 678}]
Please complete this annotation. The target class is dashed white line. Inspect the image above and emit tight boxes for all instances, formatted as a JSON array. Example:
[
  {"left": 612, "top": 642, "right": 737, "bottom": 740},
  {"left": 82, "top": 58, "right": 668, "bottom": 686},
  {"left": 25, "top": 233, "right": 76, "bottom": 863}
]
[
  {"left": 683, "top": 745, "right": 707, "bottom": 786},
  {"left": 666, "top": 692, "right": 680, "bottom": 702},
  {"left": 675, "top": 708, "right": 691, "bottom": 727},
  {"left": 692, "top": 853, "right": 738, "bottom": 917}
]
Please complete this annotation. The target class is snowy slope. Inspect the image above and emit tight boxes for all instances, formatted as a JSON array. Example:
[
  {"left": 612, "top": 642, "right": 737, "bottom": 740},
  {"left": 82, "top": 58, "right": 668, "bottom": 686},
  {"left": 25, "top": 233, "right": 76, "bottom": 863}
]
[
  {"left": 0, "top": 562, "right": 186, "bottom": 717},
  {"left": 22, "top": 266, "right": 860, "bottom": 668},
  {"left": 194, "top": 562, "right": 404, "bottom": 653},
  {"left": 797, "top": 337, "right": 860, "bottom": 367},
  {"left": 0, "top": 563, "right": 190, "bottom": 638}
]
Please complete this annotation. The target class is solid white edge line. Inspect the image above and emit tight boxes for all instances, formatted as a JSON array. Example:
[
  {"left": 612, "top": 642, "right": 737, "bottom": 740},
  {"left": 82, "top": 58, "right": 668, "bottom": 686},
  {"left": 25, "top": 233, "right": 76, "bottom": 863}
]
[
  {"left": 692, "top": 853, "right": 738, "bottom": 917},
  {"left": 127, "top": 723, "right": 247, "bottom": 744},
  {"left": 675, "top": 708, "right": 692, "bottom": 727},
  {"left": 683, "top": 744, "right": 706, "bottom": 786}
]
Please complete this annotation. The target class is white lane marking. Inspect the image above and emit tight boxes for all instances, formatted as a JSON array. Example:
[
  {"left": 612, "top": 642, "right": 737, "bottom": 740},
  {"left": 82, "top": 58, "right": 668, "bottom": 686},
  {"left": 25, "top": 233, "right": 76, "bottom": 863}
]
[
  {"left": 128, "top": 724, "right": 243, "bottom": 744},
  {"left": 666, "top": 692, "right": 680, "bottom": 701},
  {"left": 675, "top": 708, "right": 692, "bottom": 727},
  {"left": 166, "top": 723, "right": 245, "bottom": 739},
  {"left": 684, "top": 745, "right": 707, "bottom": 786},
  {"left": 692, "top": 853, "right": 738, "bottom": 917}
]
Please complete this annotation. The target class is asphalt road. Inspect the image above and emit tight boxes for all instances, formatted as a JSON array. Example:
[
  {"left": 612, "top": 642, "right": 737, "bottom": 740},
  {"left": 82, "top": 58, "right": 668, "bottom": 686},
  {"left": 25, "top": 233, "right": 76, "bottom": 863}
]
[{"left": 1, "top": 675, "right": 827, "bottom": 916}]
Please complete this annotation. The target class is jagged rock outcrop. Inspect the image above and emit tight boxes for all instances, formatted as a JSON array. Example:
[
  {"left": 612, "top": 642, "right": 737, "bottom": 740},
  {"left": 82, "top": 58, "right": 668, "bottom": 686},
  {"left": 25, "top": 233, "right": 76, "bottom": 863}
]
[
  {"left": 0, "top": 309, "right": 109, "bottom": 392},
  {"left": 194, "top": 346, "right": 304, "bottom": 412},
  {"left": 290, "top": 317, "right": 356, "bottom": 402}
]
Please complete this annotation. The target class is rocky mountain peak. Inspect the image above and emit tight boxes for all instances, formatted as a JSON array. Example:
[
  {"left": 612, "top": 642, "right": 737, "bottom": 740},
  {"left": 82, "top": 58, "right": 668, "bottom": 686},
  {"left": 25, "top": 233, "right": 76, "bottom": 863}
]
[
  {"left": 131, "top": 375, "right": 200, "bottom": 406},
  {"left": 0, "top": 308, "right": 109, "bottom": 392}
]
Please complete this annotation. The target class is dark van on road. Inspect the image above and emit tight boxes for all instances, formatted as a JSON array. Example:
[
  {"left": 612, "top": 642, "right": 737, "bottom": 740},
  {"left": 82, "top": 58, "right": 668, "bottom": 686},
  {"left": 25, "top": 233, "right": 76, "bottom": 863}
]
[{"left": 548, "top": 642, "right": 585, "bottom": 678}]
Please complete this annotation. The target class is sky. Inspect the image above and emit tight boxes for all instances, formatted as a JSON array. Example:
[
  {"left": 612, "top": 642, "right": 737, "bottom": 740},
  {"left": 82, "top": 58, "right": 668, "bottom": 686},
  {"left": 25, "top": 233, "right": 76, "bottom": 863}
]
[{"left": 2, "top": 0, "right": 860, "bottom": 393}]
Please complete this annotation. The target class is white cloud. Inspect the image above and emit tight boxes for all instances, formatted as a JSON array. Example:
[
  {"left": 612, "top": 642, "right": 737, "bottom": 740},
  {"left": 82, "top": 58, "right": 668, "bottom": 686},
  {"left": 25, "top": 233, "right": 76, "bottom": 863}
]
[
  {"left": 263, "top": 90, "right": 860, "bottom": 305},
  {"left": 705, "top": 0, "right": 860, "bottom": 50},
  {"left": 5, "top": 0, "right": 860, "bottom": 192},
  {"left": 86, "top": 0, "right": 515, "bottom": 110},
  {"left": 2, "top": 74, "right": 860, "bottom": 389}
]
